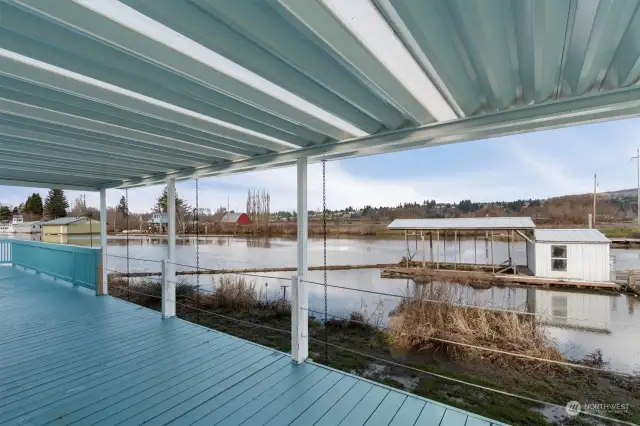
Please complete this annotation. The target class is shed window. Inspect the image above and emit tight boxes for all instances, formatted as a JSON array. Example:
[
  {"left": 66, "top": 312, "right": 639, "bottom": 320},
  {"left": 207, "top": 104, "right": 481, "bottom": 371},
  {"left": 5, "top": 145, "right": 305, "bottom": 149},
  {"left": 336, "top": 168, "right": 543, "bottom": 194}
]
[{"left": 551, "top": 245, "right": 567, "bottom": 271}]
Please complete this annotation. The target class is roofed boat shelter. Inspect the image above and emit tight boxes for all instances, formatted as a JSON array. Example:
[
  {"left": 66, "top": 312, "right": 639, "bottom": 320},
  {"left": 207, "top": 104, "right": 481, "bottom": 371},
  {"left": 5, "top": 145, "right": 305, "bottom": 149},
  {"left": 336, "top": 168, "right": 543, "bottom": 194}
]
[
  {"left": 388, "top": 217, "right": 536, "bottom": 272},
  {"left": 388, "top": 218, "right": 536, "bottom": 231},
  {"left": 0, "top": 1, "right": 638, "bottom": 423}
]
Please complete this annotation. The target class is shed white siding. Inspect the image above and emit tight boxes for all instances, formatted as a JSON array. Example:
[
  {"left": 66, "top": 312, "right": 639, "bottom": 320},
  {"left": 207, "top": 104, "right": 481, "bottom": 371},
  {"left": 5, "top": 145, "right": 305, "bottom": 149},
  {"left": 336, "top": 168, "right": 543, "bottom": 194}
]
[
  {"left": 526, "top": 240, "right": 536, "bottom": 274},
  {"left": 12, "top": 222, "right": 42, "bottom": 234},
  {"left": 534, "top": 242, "right": 610, "bottom": 282}
]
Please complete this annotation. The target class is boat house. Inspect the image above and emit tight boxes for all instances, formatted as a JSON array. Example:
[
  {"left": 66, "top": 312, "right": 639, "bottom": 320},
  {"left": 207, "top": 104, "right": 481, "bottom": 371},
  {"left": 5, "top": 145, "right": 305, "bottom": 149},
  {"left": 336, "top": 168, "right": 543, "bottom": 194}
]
[
  {"left": 41, "top": 217, "right": 100, "bottom": 235},
  {"left": 388, "top": 218, "right": 613, "bottom": 283},
  {"left": 527, "top": 229, "right": 612, "bottom": 282}
]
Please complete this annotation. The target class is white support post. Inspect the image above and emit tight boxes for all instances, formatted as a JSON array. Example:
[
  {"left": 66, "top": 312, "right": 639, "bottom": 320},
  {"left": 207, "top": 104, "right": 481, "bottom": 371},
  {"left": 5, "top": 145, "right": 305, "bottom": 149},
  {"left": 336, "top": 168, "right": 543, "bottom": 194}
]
[
  {"left": 163, "top": 178, "right": 177, "bottom": 319},
  {"left": 291, "top": 275, "right": 308, "bottom": 363},
  {"left": 98, "top": 188, "right": 108, "bottom": 296},
  {"left": 293, "top": 158, "right": 308, "bottom": 363}
]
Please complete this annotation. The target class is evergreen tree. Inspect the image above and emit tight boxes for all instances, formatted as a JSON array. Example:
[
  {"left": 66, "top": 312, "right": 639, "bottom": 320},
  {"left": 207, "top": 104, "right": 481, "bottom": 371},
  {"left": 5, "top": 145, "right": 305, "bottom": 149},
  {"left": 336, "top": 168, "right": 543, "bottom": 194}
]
[
  {"left": 0, "top": 206, "right": 11, "bottom": 221},
  {"left": 44, "top": 189, "right": 69, "bottom": 219},
  {"left": 23, "top": 193, "right": 43, "bottom": 216},
  {"left": 154, "top": 186, "right": 185, "bottom": 214},
  {"left": 116, "top": 195, "right": 129, "bottom": 217}
]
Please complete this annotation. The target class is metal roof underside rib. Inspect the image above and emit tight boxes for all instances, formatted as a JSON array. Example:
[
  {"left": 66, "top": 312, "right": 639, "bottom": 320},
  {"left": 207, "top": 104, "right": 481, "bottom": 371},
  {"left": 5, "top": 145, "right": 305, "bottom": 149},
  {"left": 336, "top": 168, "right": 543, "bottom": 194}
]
[{"left": 0, "top": 0, "right": 639, "bottom": 190}]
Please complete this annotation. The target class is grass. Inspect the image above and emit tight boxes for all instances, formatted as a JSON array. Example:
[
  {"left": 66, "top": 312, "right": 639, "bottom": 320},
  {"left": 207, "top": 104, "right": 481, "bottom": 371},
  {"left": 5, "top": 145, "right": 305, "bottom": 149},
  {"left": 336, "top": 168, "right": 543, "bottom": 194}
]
[
  {"left": 108, "top": 275, "right": 640, "bottom": 426},
  {"left": 386, "top": 286, "right": 563, "bottom": 367},
  {"left": 599, "top": 225, "right": 640, "bottom": 238}
]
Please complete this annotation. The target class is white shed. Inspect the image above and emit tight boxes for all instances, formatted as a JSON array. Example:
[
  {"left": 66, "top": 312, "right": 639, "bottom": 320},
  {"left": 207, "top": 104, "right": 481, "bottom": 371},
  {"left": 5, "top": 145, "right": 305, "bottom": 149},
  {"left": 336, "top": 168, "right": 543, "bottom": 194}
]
[
  {"left": 527, "top": 229, "right": 611, "bottom": 282},
  {"left": 12, "top": 221, "right": 43, "bottom": 234}
]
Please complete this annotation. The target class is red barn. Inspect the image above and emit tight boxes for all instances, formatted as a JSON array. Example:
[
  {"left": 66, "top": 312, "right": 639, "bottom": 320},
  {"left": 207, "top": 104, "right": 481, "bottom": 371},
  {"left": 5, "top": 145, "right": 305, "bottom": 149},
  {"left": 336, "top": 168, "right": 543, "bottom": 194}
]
[{"left": 220, "top": 212, "right": 252, "bottom": 225}]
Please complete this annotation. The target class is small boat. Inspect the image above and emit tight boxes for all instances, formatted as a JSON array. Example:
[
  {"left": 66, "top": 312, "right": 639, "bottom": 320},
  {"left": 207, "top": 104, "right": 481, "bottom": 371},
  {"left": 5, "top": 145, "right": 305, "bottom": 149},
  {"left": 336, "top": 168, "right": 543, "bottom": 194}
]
[
  {"left": 0, "top": 221, "right": 10, "bottom": 234},
  {"left": 1, "top": 216, "right": 24, "bottom": 234}
]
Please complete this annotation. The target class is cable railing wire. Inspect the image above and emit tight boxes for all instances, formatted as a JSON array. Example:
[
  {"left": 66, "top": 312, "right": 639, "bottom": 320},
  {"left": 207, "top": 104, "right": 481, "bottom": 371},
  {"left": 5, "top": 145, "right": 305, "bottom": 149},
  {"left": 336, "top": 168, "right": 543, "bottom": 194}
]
[
  {"left": 175, "top": 301, "right": 291, "bottom": 335},
  {"left": 106, "top": 254, "right": 162, "bottom": 263},
  {"left": 301, "top": 307, "right": 635, "bottom": 377},
  {"left": 303, "top": 279, "right": 640, "bottom": 329},
  {"left": 166, "top": 261, "right": 293, "bottom": 282},
  {"left": 301, "top": 335, "right": 637, "bottom": 426}
]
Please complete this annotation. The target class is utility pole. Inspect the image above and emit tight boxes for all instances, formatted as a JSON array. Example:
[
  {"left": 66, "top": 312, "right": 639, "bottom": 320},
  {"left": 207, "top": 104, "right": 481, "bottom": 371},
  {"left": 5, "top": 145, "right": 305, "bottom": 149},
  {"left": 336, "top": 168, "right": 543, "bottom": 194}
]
[
  {"left": 593, "top": 173, "right": 598, "bottom": 227},
  {"left": 633, "top": 149, "right": 640, "bottom": 223}
]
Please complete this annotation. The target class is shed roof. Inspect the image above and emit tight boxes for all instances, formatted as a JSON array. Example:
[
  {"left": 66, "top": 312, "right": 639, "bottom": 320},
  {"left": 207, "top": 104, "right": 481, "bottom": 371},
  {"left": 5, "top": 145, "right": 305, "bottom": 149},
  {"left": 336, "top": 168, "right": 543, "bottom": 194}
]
[
  {"left": 16, "top": 221, "right": 42, "bottom": 226},
  {"left": 221, "top": 213, "right": 246, "bottom": 223},
  {"left": 1, "top": 1, "right": 640, "bottom": 190},
  {"left": 534, "top": 229, "right": 610, "bottom": 244},
  {"left": 42, "top": 217, "right": 88, "bottom": 226},
  {"left": 387, "top": 217, "right": 535, "bottom": 230}
]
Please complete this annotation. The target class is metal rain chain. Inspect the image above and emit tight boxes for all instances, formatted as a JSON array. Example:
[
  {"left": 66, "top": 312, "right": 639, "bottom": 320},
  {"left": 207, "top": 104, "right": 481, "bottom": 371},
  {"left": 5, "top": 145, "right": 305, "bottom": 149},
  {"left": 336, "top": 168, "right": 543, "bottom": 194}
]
[
  {"left": 195, "top": 178, "right": 200, "bottom": 323},
  {"left": 126, "top": 188, "right": 130, "bottom": 301},
  {"left": 322, "top": 160, "right": 328, "bottom": 364}
]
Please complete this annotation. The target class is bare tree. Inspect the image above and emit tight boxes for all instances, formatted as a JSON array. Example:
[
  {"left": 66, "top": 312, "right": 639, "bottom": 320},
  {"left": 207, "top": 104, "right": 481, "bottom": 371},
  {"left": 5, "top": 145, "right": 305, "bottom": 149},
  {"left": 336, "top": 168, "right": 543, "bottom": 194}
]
[{"left": 71, "top": 194, "right": 87, "bottom": 217}]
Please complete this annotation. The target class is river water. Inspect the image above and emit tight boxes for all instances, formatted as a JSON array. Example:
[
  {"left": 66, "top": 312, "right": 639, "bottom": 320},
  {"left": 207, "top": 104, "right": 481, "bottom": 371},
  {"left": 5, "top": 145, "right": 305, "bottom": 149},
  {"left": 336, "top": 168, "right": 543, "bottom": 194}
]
[{"left": 18, "top": 234, "right": 640, "bottom": 374}]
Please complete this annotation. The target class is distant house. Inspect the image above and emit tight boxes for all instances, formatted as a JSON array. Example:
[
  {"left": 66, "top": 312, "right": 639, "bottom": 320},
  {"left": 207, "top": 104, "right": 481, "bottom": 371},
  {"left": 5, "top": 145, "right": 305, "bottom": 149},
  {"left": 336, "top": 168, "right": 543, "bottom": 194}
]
[
  {"left": 220, "top": 212, "right": 252, "bottom": 225},
  {"left": 42, "top": 217, "right": 100, "bottom": 235}
]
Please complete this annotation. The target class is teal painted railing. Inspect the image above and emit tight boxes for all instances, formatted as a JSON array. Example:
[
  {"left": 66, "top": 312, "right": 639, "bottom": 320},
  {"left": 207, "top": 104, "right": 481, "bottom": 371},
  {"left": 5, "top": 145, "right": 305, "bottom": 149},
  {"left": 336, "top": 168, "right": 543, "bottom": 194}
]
[{"left": 3, "top": 240, "right": 101, "bottom": 291}]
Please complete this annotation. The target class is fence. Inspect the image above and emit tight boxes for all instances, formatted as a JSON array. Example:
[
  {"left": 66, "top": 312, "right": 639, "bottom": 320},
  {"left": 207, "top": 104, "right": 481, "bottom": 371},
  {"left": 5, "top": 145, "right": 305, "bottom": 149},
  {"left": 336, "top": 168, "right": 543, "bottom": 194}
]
[{"left": 2, "top": 239, "right": 101, "bottom": 291}]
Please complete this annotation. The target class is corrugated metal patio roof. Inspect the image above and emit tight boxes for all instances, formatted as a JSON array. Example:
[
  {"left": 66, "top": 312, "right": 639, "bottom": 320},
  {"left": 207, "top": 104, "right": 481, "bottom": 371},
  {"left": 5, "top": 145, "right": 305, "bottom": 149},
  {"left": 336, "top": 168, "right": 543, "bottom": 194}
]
[
  {"left": 534, "top": 229, "right": 611, "bottom": 243},
  {"left": 2, "top": 0, "right": 640, "bottom": 190},
  {"left": 387, "top": 217, "right": 536, "bottom": 230}
]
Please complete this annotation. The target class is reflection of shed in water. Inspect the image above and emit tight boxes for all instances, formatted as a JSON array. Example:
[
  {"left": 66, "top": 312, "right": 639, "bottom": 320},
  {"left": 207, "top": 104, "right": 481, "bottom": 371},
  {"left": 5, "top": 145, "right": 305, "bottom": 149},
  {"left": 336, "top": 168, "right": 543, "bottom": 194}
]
[{"left": 533, "top": 290, "right": 612, "bottom": 333}]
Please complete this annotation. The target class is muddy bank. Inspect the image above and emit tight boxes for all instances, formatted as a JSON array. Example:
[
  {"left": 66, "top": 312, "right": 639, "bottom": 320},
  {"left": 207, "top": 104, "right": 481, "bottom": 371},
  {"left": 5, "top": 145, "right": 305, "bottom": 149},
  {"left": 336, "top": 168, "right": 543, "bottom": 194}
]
[{"left": 109, "top": 278, "right": 639, "bottom": 426}]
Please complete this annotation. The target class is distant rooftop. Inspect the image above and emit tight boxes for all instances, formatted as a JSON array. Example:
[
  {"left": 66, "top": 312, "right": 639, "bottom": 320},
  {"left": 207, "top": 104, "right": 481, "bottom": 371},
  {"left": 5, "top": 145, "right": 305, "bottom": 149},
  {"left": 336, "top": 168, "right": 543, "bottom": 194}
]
[
  {"left": 42, "top": 217, "right": 89, "bottom": 225},
  {"left": 221, "top": 213, "right": 244, "bottom": 223},
  {"left": 534, "top": 229, "right": 610, "bottom": 244},
  {"left": 387, "top": 217, "right": 536, "bottom": 231}
]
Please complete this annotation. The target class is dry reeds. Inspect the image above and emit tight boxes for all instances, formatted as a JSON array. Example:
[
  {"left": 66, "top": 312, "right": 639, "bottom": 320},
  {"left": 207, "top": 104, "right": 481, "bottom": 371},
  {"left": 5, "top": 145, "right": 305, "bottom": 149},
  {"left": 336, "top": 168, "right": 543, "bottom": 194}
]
[
  {"left": 199, "top": 275, "right": 290, "bottom": 315},
  {"left": 386, "top": 286, "right": 564, "bottom": 367}
]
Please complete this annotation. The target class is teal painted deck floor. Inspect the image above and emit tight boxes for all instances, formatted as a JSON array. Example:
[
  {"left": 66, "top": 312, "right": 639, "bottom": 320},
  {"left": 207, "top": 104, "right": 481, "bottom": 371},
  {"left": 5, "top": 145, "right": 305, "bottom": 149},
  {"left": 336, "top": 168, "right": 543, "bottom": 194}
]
[{"left": 0, "top": 266, "right": 505, "bottom": 426}]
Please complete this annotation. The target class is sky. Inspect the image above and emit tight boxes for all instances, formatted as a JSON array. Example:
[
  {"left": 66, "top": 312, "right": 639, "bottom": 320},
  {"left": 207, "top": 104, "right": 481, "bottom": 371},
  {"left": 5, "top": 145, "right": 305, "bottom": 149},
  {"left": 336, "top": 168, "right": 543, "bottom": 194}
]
[
  {"left": 2, "top": 0, "right": 639, "bottom": 214},
  {"left": 1, "top": 115, "right": 638, "bottom": 214}
]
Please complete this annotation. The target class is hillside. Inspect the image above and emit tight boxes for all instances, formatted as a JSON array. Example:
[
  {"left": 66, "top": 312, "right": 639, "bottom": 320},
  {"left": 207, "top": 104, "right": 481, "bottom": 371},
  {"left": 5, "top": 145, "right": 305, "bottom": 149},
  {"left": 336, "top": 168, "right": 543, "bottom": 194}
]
[{"left": 341, "top": 189, "right": 639, "bottom": 226}]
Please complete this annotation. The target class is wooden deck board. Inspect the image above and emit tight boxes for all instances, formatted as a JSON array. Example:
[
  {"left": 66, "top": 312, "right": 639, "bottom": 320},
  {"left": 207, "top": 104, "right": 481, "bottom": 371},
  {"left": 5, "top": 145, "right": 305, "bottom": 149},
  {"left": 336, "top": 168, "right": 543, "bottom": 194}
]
[{"left": 0, "top": 266, "right": 507, "bottom": 426}]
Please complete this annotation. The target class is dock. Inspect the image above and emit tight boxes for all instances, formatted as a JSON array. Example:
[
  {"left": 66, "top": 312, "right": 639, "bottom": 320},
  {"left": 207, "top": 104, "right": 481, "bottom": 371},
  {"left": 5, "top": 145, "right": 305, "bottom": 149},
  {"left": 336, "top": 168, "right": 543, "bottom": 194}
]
[
  {"left": 108, "top": 263, "right": 399, "bottom": 278},
  {"left": 0, "top": 265, "right": 505, "bottom": 426},
  {"left": 610, "top": 238, "right": 640, "bottom": 248},
  {"left": 381, "top": 266, "right": 622, "bottom": 292}
]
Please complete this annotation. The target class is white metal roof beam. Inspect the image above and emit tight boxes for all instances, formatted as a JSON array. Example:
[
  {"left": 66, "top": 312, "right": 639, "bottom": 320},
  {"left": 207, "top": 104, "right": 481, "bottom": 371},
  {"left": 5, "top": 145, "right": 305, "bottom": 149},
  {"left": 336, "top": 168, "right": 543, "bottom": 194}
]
[
  {"left": 0, "top": 51, "right": 298, "bottom": 153},
  {"left": 278, "top": 0, "right": 455, "bottom": 124},
  {"left": 0, "top": 163, "right": 123, "bottom": 181},
  {"left": 111, "top": 83, "right": 640, "bottom": 188},
  {"left": 14, "top": 0, "right": 364, "bottom": 141},
  {"left": 321, "top": 0, "right": 457, "bottom": 122},
  {"left": 0, "top": 143, "right": 166, "bottom": 175},
  {"left": 0, "top": 178, "right": 100, "bottom": 191},
  {"left": 0, "top": 119, "right": 217, "bottom": 166},
  {"left": 0, "top": 159, "right": 138, "bottom": 180},
  {"left": 1, "top": 24, "right": 321, "bottom": 148},
  {"left": 0, "top": 98, "right": 244, "bottom": 161},
  {"left": 131, "top": 0, "right": 404, "bottom": 131},
  {"left": 0, "top": 125, "right": 206, "bottom": 168},
  {"left": 0, "top": 80, "right": 271, "bottom": 157}
]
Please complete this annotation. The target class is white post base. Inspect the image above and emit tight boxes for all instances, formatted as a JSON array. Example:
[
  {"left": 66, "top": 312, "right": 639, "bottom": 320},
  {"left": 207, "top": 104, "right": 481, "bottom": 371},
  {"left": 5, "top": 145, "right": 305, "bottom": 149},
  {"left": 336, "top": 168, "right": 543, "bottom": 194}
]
[
  {"left": 291, "top": 275, "right": 308, "bottom": 363},
  {"left": 161, "top": 259, "right": 176, "bottom": 319}
]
